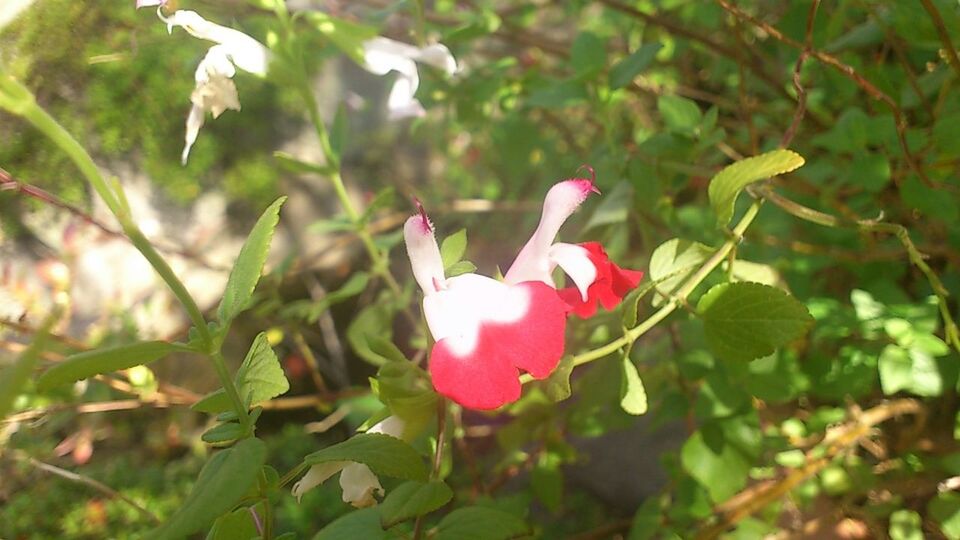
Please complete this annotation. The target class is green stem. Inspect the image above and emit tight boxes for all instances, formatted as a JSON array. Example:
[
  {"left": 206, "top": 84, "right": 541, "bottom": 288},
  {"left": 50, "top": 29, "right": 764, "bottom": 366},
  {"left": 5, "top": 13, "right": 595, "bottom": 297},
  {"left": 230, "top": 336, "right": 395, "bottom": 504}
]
[
  {"left": 212, "top": 351, "right": 252, "bottom": 430},
  {"left": 544, "top": 199, "right": 765, "bottom": 375}
]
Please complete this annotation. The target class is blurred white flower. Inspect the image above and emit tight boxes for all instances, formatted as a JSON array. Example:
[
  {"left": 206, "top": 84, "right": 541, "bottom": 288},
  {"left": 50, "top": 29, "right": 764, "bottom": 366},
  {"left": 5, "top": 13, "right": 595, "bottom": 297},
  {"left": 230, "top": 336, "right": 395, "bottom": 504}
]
[
  {"left": 361, "top": 37, "right": 458, "bottom": 120},
  {"left": 147, "top": 9, "right": 271, "bottom": 164},
  {"left": 292, "top": 416, "right": 406, "bottom": 507},
  {"left": 0, "top": 0, "right": 35, "bottom": 32}
]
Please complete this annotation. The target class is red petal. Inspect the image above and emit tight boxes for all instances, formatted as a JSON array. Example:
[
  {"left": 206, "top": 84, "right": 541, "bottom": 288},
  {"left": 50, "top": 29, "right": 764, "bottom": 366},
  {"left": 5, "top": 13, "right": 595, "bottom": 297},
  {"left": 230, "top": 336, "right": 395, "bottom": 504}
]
[
  {"left": 561, "top": 242, "right": 644, "bottom": 319},
  {"left": 428, "top": 282, "right": 567, "bottom": 410}
]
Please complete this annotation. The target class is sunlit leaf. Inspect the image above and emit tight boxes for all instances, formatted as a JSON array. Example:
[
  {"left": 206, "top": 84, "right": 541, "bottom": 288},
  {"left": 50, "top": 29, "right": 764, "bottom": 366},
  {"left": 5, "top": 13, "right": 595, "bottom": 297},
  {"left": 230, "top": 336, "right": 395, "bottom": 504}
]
[
  {"left": 37, "top": 341, "right": 177, "bottom": 391},
  {"left": 707, "top": 149, "right": 804, "bottom": 226},
  {"left": 303, "top": 433, "right": 428, "bottom": 481}
]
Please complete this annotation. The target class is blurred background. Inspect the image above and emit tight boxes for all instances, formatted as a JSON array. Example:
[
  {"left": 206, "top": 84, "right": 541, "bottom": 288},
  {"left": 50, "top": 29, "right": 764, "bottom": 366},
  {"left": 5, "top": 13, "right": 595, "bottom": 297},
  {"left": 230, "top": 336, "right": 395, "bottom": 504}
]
[{"left": 2, "top": 0, "right": 960, "bottom": 538}]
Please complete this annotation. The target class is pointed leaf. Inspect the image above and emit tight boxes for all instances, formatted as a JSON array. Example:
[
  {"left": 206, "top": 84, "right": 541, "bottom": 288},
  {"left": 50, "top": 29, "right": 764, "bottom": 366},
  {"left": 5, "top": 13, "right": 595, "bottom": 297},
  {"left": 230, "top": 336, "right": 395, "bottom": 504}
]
[
  {"left": 218, "top": 197, "right": 287, "bottom": 326},
  {"left": 379, "top": 480, "right": 453, "bottom": 528},
  {"left": 0, "top": 312, "right": 54, "bottom": 418},
  {"left": 192, "top": 389, "right": 231, "bottom": 414},
  {"left": 541, "top": 355, "right": 575, "bottom": 402},
  {"left": 648, "top": 238, "right": 713, "bottom": 306},
  {"left": 434, "top": 507, "right": 529, "bottom": 540},
  {"left": 609, "top": 42, "right": 662, "bottom": 89},
  {"left": 237, "top": 332, "right": 289, "bottom": 406},
  {"left": 314, "top": 508, "right": 387, "bottom": 540},
  {"left": 37, "top": 341, "right": 177, "bottom": 391},
  {"left": 708, "top": 149, "right": 805, "bottom": 226},
  {"left": 619, "top": 356, "right": 648, "bottom": 415},
  {"left": 303, "top": 433, "right": 428, "bottom": 481},
  {"left": 698, "top": 282, "right": 814, "bottom": 362},
  {"left": 147, "top": 438, "right": 266, "bottom": 539},
  {"left": 440, "top": 229, "right": 468, "bottom": 270}
]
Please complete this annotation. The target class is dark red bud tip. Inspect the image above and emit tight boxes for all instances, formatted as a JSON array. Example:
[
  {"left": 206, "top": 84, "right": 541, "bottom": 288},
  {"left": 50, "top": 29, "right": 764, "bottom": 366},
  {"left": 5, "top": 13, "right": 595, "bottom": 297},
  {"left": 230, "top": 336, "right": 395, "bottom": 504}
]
[
  {"left": 413, "top": 197, "right": 430, "bottom": 229},
  {"left": 575, "top": 164, "right": 600, "bottom": 194}
]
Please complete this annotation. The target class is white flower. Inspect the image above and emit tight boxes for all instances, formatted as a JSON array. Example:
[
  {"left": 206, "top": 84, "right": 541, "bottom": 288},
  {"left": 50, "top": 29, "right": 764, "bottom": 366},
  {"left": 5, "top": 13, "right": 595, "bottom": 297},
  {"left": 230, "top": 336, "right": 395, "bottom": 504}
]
[
  {"left": 361, "top": 37, "right": 458, "bottom": 120},
  {"left": 0, "top": 0, "right": 35, "bottom": 32},
  {"left": 292, "top": 416, "right": 406, "bottom": 507},
  {"left": 149, "top": 9, "right": 271, "bottom": 164}
]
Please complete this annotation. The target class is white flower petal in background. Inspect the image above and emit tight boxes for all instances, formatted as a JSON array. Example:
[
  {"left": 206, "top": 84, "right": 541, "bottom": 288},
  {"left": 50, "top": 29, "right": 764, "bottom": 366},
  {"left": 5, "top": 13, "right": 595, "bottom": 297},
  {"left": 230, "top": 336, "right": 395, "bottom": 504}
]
[
  {"left": 0, "top": 0, "right": 35, "bottom": 32},
  {"left": 339, "top": 462, "right": 383, "bottom": 508},
  {"left": 152, "top": 9, "right": 271, "bottom": 164},
  {"left": 361, "top": 37, "right": 458, "bottom": 120}
]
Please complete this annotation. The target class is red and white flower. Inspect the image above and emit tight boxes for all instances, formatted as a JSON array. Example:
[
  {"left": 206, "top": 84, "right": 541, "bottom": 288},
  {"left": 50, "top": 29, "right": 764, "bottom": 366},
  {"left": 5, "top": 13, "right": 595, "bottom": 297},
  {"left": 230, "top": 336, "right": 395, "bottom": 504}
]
[{"left": 405, "top": 171, "right": 642, "bottom": 410}]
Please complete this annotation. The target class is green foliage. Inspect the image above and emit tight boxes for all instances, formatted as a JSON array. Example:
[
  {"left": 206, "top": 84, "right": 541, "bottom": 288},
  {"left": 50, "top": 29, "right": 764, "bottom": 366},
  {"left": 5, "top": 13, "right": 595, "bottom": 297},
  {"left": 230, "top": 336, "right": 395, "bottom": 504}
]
[
  {"left": 707, "top": 149, "right": 805, "bottom": 226},
  {"left": 698, "top": 282, "right": 814, "bottom": 362},
  {"left": 619, "top": 355, "right": 647, "bottom": 415},
  {"left": 433, "top": 506, "right": 530, "bottom": 540},
  {"left": 218, "top": 197, "right": 287, "bottom": 329},
  {"left": 148, "top": 438, "right": 266, "bottom": 539},
  {"left": 303, "top": 434, "right": 429, "bottom": 482},
  {"left": 36, "top": 341, "right": 178, "bottom": 391},
  {"left": 378, "top": 480, "right": 453, "bottom": 528}
]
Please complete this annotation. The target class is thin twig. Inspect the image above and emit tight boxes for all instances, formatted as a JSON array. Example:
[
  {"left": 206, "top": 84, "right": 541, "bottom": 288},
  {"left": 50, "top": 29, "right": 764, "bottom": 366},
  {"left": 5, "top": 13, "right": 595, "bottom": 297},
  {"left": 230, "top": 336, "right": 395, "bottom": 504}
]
[
  {"left": 11, "top": 450, "right": 161, "bottom": 524},
  {"left": 780, "top": 0, "right": 820, "bottom": 148},
  {"left": 920, "top": 0, "right": 960, "bottom": 79},
  {"left": 714, "top": 0, "right": 935, "bottom": 188}
]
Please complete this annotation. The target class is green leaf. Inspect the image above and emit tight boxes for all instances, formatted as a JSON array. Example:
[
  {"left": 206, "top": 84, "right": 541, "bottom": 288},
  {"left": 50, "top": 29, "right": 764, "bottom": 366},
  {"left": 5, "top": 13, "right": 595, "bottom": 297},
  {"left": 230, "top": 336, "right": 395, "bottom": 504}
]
[
  {"left": 571, "top": 31, "right": 606, "bottom": 77},
  {"left": 347, "top": 297, "right": 399, "bottom": 366},
  {"left": 379, "top": 480, "right": 453, "bottom": 528},
  {"left": 889, "top": 509, "right": 924, "bottom": 540},
  {"left": 359, "top": 187, "right": 396, "bottom": 225},
  {"left": 619, "top": 356, "right": 648, "bottom": 415},
  {"left": 330, "top": 104, "right": 348, "bottom": 163},
  {"left": 273, "top": 151, "right": 335, "bottom": 176},
  {"left": 218, "top": 197, "right": 287, "bottom": 326},
  {"left": 148, "top": 438, "right": 266, "bottom": 540},
  {"left": 201, "top": 422, "right": 244, "bottom": 444},
  {"left": 648, "top": 238, "right": 713, "bottom": 306},
  {"left": 531, "top": 456, "right": 563, "bottom": 513},
  {"left": 367, "top": 336, "right": 409, "bottom": 364},
  {"left": 314, "top": 508, "right": 387, "bottom": 540},
  {"left": 657, "top": 95, "right": 702, "bottom": 134},
  {"left": 698, "top": 282, "right": 814, "bottom": 362},
  {"left": 192, "top": 389, "right": 231, "bottom": 414},
  {"left": 707, "top": 149, "right": 805, "bottom": 226},
  {"left": 0, "top": 313, "right": 54, "bottom": 418},
  {"left": 434, "top": 507, "right": 529, "bottom": 540},
  {"left": 440, "top": 229, "right": 468, "bottom": 270},
  {"left": 304, "top": 433, "right": 428, "bottom": 481},
  {"left": 541, "top": 355, "right": 575, "bottom": 402},
  {"left": 929, "top": 492, "right": 960, "bottom": 540},
  {"left": 609, "top": 43, "right": 662, "bottom": 89},
  {"left": 878, "top": 344, "right": 943, "bottom": 396},
  {"left": 681, "top": 415, "right": 761, "bottom": 502},
  {"left": 304, "top": 12, "right": 379, "bottom": 65},
  {"left": 236, "top": 332, "right": 290, "bottom": 406},
  {"left": 583, "top": 181, "right": 632, "bottom": 231},
  {"left": 445, "top": 260, "right": 478, "bottom": 277},
  {"left": 37, "top": 341, "right": 177, "bottom": 391},
  {"left": 206, "top": 506, "right": 259, "bottom": 540}
]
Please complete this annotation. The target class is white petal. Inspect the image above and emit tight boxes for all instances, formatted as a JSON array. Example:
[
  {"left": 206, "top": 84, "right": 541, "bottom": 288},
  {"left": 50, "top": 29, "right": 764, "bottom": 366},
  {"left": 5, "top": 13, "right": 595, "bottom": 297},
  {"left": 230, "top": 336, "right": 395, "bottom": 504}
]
[
  {"left": 403, "top": 213, "right": 445, "bottom": 295},
  {"left": 386, "top": 77, "right": 426, "bottom": 120},
  {"left": 550, "top": 243, "right": 596, "bottom": 301},
  {"left": 181, "top": 104, "right": 205, "bottom": 165},
  {"left": 362, "top": 37, "right": 422, "bottom": 75},
  {"left": 0, "top": 0, "right": 34, "bottom": 31},
  {"left": 367, "top": 416, "right": 406, "bottom": 438},
  {"left": 504, "top": 179, "right": 598, "bottom": 286},
  {"left": 413, "top": 43, "right": 458, "bottom": 75},
  {"left": 292, "top": 461, "right": 348, "bottom": 502},
  {"left": 423, "top": 273, "right": 529, "bottom": 357},
  {"left": 160, "top": 10, "right": 270, "bottom": 76},
  {"left": 339, "top": 463, "right": 383, "bottom": 508}
]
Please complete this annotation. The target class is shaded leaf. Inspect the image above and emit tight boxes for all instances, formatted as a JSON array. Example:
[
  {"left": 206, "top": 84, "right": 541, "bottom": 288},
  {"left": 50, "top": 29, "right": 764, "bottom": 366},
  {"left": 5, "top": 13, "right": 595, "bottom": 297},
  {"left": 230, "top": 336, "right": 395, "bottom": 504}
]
[
  {"left": 541, "top": 355, "right": 575, "bottom": 402},
  {"left": 379, "top": 480, "right": 453, "bottom": 528},
  {"left": 698, "top": 282, "right": 814, "bottom": 362},
  {"left": 609, "top": 42, "right": 662, "bottom": 89},
  {"left": 304, "top": 433, "right": 428, "bottom": 481},
  {"left": 314, "top": 508, "right": 387, "bottom": 540},
  {"left": 434, "top": 506, "right": 529, "bottom": 540}
]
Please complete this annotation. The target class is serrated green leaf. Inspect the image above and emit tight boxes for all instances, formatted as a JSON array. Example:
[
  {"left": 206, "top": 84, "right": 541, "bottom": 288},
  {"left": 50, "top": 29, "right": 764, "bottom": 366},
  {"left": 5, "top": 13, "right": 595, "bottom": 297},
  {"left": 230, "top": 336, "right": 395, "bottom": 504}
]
[
  {"left": 201, "top": 422, "right": 244, "bottom": 444},
  {"left": 707, "top": 149, "right": 804, "bottom": 226},
  {"left": 440, "top": 229, "right": 468, "bottom": 269},
  {"left": 619, "top": 356, "right": 648, "bottom": 415},
  {"left": 237, "top": 332, "right": 289, "bottom": 406},
  {"left": 727, "top": 259, "right": 781, "bottom": 287},
  {"left": 434, "top": 506, "right": 529, "bottom": 540},
  {"left": 148, "top": 438, "right": 266, "bottom": 540},
  {"left": 379, "top": 480, "right": 453, "bottom": 528},
  {"left": 609, "top": 42, "right": 662, "bottom": 89},
  {"left": 314, "top": 508, "right": 387, "bottom": 540},
  {"left": 304, "top": 433, "right": 428, "bottom": 481},
  {"left": 218, "top": 197, "right": 287, "bottom": 326},
  {"left": 37, "top": 341, "right": 177, "bottom": 391},
  {"left": 698, "top": 282, "right": 814, "bottom": 362},
  {"left": 648, "top": 238, "right": 713, "bottom": 306},
  {"left": 541, "top": 355, "right": 575, "bottom": 402}
]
